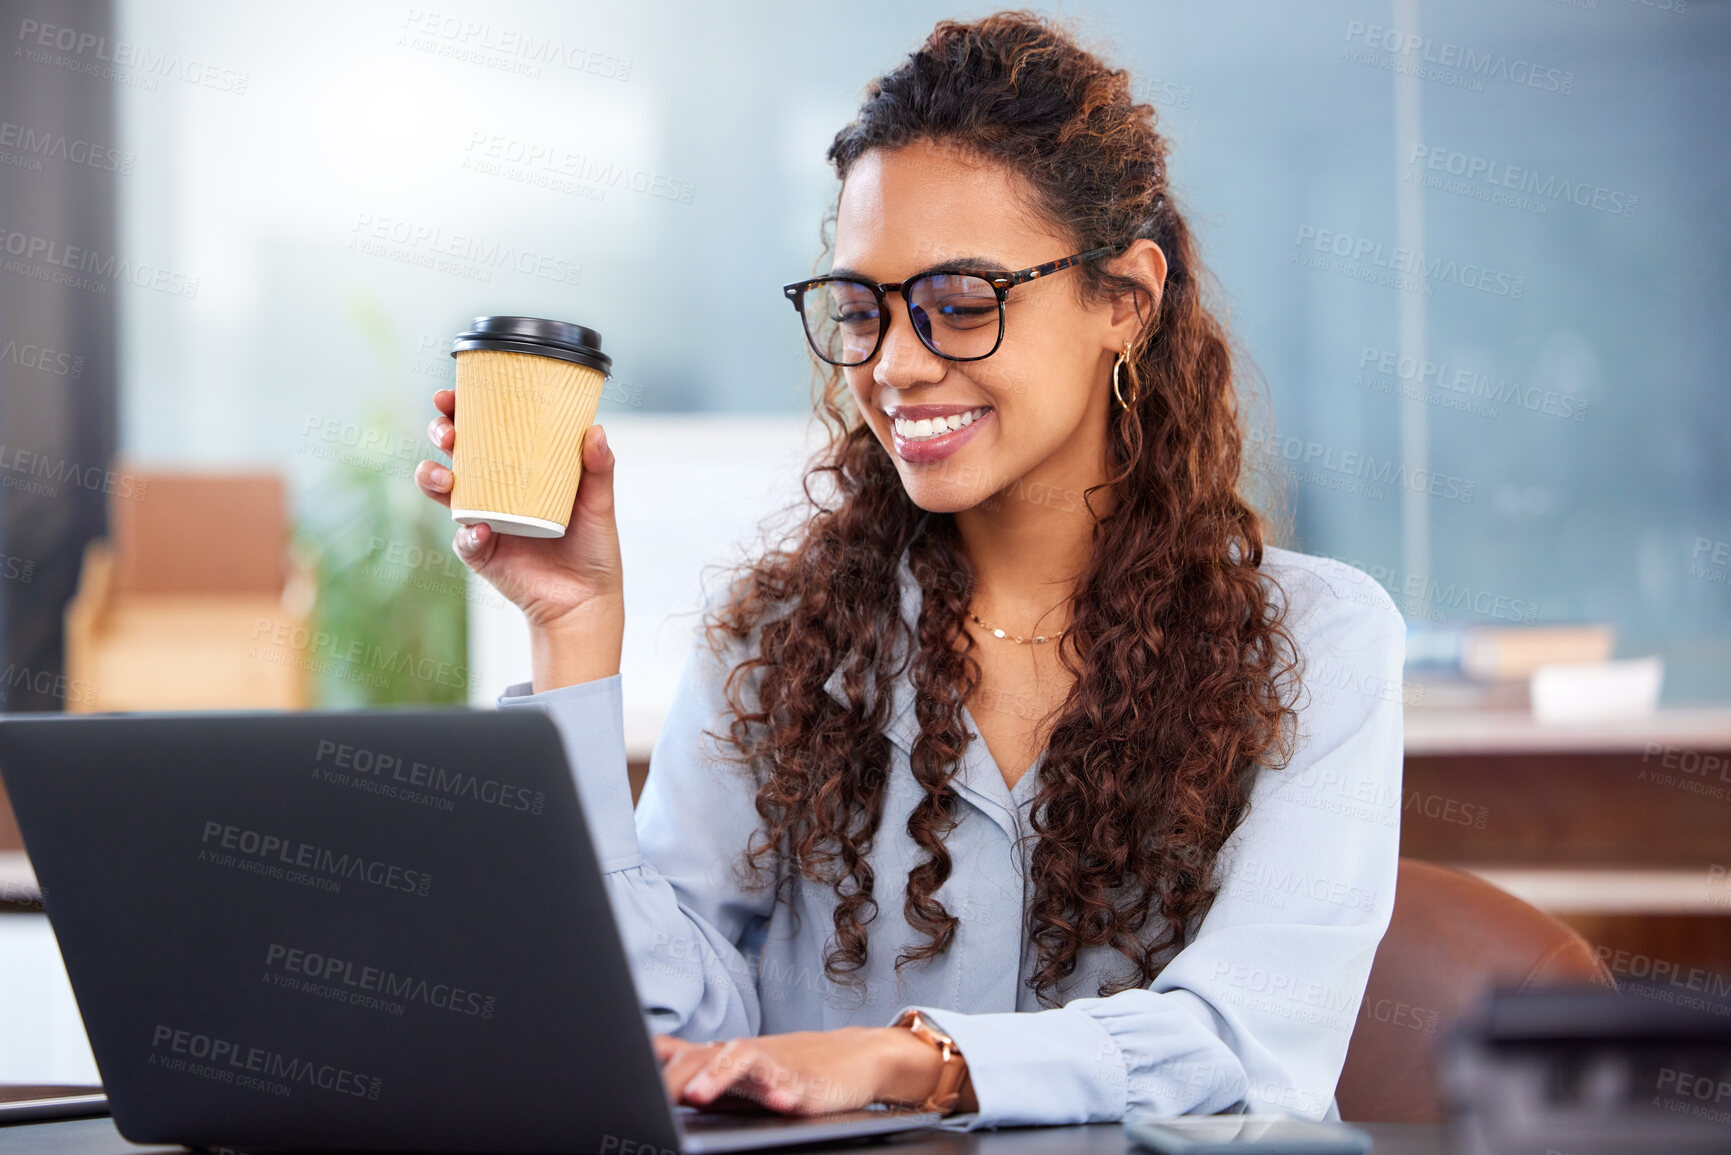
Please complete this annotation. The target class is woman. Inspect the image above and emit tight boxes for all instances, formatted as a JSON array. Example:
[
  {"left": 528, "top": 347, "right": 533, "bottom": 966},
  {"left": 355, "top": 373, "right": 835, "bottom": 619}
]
[{"left": 415, "top": 11, "right": 1402, "bottom": 1130}]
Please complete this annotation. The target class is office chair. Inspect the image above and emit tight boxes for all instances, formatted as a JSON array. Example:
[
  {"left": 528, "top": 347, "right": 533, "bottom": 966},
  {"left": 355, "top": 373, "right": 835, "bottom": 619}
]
[{"left": 1334, "top": 857, "right": 1614, "bottom": 1123}]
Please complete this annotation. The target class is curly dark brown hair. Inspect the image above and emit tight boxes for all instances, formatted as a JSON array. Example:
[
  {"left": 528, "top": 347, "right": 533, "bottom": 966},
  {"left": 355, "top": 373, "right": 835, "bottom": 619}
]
[{"left": 704, "top": 10, "right": 1300, "bottom": 1007}]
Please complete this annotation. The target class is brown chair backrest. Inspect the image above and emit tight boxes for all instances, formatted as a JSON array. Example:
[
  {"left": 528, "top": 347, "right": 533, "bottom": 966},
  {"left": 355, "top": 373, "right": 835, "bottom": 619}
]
[
  {"left": 1334, "top": 858, "right": 1613, "bottom": 1123},
  {"left": 110, "top": 470, "right": 287, "bottom": 594}
]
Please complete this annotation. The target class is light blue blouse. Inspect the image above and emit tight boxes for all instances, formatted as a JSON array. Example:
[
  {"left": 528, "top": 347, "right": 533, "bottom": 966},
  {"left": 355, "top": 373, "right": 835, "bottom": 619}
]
[{"left": 498, "top": 544, "right": 1405, "bottom": 1130}]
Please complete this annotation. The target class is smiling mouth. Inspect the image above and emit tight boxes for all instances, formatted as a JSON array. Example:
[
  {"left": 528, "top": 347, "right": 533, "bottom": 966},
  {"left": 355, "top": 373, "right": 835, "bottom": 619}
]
[{"left": 890, "top": 406, "right": 991, "bottom": 442}]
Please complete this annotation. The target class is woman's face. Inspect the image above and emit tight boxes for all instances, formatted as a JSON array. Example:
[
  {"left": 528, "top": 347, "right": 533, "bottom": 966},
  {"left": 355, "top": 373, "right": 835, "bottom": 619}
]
[{"left": 831, "top": 138, "right": 1150, "bottom": 514}]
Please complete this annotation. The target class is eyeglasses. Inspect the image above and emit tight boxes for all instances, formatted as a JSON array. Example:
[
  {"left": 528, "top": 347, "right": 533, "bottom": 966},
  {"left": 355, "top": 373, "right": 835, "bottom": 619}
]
[{"left": 782, "top": 246, "right": 1117, "bottom": 367}]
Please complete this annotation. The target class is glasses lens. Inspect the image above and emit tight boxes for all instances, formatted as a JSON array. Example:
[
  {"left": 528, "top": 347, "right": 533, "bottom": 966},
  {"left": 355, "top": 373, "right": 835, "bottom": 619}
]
[
  {"left": 907, "top": 274, "right": 1001, "bottom": 360},
  {"left": 800, "top": 280, "right": 880, "bottom": 366}
]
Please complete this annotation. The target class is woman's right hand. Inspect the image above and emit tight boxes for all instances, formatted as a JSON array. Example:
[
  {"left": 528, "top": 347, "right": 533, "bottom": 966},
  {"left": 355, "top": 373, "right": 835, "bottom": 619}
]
[{"left": 414, "top": 387, "right": 624, "bottom": 690}]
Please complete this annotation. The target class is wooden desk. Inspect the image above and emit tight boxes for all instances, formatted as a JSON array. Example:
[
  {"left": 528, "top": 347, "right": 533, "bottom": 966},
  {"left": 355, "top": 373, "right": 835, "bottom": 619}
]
[{"left": 0, "top": 1116, "right": 1447, "bottom": 1154}]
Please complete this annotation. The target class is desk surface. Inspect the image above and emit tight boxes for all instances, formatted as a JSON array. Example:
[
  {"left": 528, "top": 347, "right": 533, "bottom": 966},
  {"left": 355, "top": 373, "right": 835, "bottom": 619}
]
[{"left": 0, "top": 1116, "right": 1446, "bottom": 1154}]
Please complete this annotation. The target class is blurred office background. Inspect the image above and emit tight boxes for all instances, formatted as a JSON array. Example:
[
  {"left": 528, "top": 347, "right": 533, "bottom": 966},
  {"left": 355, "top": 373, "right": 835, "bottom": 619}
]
[{"left": 1, "top": 0, "right": 1727, "bottom": 1082}]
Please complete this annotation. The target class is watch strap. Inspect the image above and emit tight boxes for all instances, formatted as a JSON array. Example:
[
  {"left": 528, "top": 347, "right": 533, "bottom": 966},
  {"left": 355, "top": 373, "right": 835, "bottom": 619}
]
[{"left": 894, "top": 1009, "right": 967, "bottom": 1115}]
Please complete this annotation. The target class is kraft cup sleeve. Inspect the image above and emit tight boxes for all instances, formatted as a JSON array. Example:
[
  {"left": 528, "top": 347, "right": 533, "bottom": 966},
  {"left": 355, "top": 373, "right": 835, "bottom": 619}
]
[{"left": 451, "top": 350, "right": 606, "bottom": 533}]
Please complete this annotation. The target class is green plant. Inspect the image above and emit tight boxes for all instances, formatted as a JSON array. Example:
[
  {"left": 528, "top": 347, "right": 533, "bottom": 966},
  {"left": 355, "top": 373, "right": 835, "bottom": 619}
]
[{"left": 293, "top": 297, "right": 469, "bottom": 707}]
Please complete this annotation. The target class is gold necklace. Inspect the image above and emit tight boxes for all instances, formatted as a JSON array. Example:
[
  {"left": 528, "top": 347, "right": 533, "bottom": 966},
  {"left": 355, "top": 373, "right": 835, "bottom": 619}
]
[{"left": 964, "top": 607, "right": 1067, "bottom": 646}]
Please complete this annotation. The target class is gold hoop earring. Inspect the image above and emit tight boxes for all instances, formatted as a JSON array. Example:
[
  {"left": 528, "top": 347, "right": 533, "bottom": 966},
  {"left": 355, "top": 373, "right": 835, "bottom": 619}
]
[{"left": 1112, "top": 341, "right": 1135, "bottom": 409}]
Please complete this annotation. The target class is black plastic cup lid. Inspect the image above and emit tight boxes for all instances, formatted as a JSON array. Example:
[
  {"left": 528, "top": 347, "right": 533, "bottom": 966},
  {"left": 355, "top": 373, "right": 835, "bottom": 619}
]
[{"left": 450, "top": 315, "right": 612, "bottom": 375}]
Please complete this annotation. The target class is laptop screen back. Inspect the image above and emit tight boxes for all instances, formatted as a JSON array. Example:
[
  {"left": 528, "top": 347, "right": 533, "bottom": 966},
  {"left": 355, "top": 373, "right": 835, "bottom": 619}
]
[{"left": 0, "top": 709, "right": 682, "bottom": 1154}]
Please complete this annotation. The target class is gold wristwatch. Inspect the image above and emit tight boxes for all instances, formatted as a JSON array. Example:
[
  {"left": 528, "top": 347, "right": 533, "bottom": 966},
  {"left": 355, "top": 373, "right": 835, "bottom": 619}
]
[{"left": 893, "top": 1009, "right": 968, "bottom": 1114}]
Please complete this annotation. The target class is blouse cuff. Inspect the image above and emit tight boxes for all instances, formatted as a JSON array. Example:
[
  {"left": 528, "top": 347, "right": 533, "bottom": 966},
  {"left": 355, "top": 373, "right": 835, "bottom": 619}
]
[
  {"left": 497, "top": 675, "right": 643, "bottom": 873},
  {"left": 889, "top": 1003, "right": 1126, "bottom": 1130}
]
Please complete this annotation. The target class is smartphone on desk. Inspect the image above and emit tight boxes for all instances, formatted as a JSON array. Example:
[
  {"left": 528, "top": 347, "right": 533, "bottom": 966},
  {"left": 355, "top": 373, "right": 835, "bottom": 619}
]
[{"left": 1125, "top": 1114, "right": 1371, "bottom": 1155}]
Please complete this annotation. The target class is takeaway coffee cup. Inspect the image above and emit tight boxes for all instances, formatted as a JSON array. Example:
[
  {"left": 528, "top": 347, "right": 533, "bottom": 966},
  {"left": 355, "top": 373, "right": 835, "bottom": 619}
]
[{"left": 447, "top": 315, "right": 612, "bottom": 538}]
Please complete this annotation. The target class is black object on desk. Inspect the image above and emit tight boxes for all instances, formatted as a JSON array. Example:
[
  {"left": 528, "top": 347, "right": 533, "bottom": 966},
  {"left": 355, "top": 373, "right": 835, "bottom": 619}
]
[
  {"left": 0, "top": 1085, "right": 107, "bottom": 1124},
  {"left": 1441, "top": 983, "right": 1731, "bottom": 1155}
]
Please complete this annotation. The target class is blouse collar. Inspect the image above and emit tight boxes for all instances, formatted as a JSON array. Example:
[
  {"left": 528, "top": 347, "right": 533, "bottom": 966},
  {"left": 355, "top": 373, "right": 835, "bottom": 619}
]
[{"left": 819, "top": 537, "right": 1032, "bottom": 835}]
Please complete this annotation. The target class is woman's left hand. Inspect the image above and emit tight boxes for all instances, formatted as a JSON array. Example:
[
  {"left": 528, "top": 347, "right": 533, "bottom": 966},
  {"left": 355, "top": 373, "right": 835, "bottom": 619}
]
[{"left": 653, "top": 1026, "right": 941, "bottom": 1116}]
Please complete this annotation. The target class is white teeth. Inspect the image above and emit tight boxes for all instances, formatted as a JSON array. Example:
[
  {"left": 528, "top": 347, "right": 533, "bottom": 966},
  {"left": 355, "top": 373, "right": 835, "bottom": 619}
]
[{"left": 891, "top": 407, "right": 989, "bottom": 442}]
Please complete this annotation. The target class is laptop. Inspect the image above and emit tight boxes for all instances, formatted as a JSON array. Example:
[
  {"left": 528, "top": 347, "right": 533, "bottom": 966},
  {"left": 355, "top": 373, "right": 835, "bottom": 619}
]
[{"left": 0, "top": 709, "right": 943, "bottom": 1152}]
